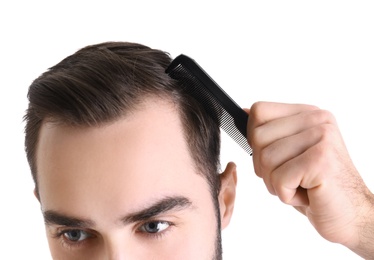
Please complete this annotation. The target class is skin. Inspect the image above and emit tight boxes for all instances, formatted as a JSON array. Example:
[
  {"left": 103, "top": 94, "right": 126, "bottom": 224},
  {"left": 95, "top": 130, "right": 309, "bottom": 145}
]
[
  {"left": 35, "top": 98, "right": 237, "bottom": 260},
  {"left": 35, "top": 97, "right": 374, "bottom": 258},
  {"left": 247, "top": 102, "right": 374, "bottom": 259}
]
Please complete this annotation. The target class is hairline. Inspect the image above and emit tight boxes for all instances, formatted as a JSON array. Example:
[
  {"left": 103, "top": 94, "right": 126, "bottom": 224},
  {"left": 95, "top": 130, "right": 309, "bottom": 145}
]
[{"left": 33, "top": 94, "right": 219, "bottom": 197}]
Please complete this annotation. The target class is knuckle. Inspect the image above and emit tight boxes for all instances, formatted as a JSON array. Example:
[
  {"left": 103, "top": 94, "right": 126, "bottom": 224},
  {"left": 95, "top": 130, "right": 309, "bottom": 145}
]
[
  {"left": 318, "top": 123, "right": 338, "bottom": 142},
  {"left": 310, "top": 140, "right": 335, "bottom": 165},
  {"left": 319, "top": 109, "right": 337, "bottom": 124},
  {"left": 308, "top": 109, "right": 337, "bottom": 125},
  {"left": 250, "top": 101, "right": 266, "bottom": 120},
  {"left": 251, "top": 127, "right": 264, "bottom": 148},
  {"left": 258, "top": 145, "right": 277, "bottom": 172},
  {"left": 305, "top": 104, "right": 320, "bottom": 111},
  {"left": 271, "top": 182, "right": 289, "bottom": 204}
]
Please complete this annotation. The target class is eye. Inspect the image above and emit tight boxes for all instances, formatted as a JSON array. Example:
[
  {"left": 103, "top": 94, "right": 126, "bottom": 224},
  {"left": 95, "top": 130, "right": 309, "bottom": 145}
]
[
  {"left": 139, "top": 221, "right": 170, "bottom": 234},
  {"left": 62, "top": 229, "right": 91, "bottom": 242}
]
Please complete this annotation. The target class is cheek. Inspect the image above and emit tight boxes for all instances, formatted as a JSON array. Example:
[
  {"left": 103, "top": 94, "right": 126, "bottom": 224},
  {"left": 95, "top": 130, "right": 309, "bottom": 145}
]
[
  {"left": 142, "top": 224, "right": 217, "bottom": 260},
  {"left": 174, "top": 225, "right": 218, "bottom": 259},
  {"left": 166, "top": 206, "right": 218, "bottom": 259}
]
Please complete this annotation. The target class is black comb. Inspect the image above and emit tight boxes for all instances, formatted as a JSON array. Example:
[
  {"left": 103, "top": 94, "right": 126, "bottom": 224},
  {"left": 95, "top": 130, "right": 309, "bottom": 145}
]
[{"left": 166, "top": 54, "right": 252, "bottom": 155}]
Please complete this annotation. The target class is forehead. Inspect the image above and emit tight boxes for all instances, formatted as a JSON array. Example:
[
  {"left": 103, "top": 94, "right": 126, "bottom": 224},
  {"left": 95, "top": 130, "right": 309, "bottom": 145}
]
[{"left": 35, "top": 98, "right": 207, "bottom": 215}]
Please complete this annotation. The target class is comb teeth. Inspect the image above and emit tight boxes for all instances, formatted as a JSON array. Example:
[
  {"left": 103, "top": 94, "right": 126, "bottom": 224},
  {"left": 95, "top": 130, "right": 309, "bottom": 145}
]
[{"left": 166, "top": 55, "right": 252, "bottom": 155}]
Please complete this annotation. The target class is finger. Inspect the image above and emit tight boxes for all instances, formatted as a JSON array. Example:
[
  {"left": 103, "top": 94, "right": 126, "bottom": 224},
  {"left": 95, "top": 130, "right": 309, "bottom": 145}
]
[
  {"left": 248, "top": 101, "right": 319, "bottom": 129},
  {"left": 257, "top": 123, "right": 326, "bottom": 194},
  {"left": 252, "top": 109, "right": 337, "bottom": 153},
  {"left": 271, "top": 154, "right": 314, "bottom": 207},
  {"left": 270, "top": 136, "right": 340, "bottom": 207},
  {"left": 247, "top": 102, "right": 319, "bottom": 150}
]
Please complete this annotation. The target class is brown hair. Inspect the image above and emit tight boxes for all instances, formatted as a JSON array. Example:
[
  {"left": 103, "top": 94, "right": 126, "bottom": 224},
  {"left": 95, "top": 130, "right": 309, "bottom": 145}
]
[{"left": 24, "top": 41, "right": 221, "bottom": 199}]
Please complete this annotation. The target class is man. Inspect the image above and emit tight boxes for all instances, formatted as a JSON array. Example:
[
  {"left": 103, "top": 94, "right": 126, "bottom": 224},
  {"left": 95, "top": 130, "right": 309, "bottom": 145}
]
[{"left": 24, "top": 41, "right": 374, "bottom": 259}]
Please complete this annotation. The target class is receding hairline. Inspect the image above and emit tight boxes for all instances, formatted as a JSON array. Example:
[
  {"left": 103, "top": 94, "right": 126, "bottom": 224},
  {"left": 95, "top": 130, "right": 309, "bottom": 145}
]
[
  {"left": 39, "top": 93, "right": 177, "bottom": 127},
  {"left": 25, "top": 41, "right": 221, "bottom": 203},
  {"left": 34, "top": 94, "right": 206, "bottom": 186}
]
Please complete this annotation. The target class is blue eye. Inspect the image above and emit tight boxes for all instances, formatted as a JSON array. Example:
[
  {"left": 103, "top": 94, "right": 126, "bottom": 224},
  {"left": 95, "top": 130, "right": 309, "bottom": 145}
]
[
  {"left": 139, "top": 221, "right": 170, "bottom": 234},
  {"left": 63, "top": 230, "right": 90, "bottom": 242}
]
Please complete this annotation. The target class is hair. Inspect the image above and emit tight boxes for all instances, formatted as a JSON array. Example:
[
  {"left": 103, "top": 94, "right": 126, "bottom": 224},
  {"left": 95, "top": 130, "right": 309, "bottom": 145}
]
[
  {"left": 24, "top": 41, "right": 221, "bottom": 203},
  {"left": 25, "top": 41, "right": 223, "bottom": 258}
]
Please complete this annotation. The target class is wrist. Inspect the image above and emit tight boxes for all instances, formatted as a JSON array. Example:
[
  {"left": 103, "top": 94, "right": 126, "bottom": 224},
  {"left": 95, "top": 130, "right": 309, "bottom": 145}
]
[{"left": 346, "top": 190, "right": 374, "bottom": 259}]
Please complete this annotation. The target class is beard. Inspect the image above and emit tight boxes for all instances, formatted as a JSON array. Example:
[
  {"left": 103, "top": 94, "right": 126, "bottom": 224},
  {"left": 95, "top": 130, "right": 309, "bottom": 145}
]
[
  {"left": 213, "top": 227, "right": 223, "bottom": 260},
  {"left": 212, "top": 195, "right": 223, "bottom": 260}
]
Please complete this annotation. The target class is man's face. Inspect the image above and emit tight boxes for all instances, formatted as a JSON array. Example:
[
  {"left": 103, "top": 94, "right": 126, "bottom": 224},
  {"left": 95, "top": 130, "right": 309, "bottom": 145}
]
[{"left": 36, "top": 98, "right": 232, "bottom": 259}]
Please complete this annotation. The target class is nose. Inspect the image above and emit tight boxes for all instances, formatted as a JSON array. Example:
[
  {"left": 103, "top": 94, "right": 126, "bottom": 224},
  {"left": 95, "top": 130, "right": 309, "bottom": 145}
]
[
  {"left": 101, "top": 232, "right": 150, "bottom": 260},
  {"left": 102, "top": 233, "right": 132, "bottom": 260}
]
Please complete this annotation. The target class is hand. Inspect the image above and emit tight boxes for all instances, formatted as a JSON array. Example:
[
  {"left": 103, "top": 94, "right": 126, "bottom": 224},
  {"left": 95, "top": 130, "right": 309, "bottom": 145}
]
[{"left": 246, "top": 102, "right": 374, "bottom": 258}]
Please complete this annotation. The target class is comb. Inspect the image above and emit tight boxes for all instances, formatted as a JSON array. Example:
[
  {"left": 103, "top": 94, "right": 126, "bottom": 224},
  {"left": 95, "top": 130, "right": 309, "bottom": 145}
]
[{"left": 166, "top": 54, "right": 252, "bottom": 155}]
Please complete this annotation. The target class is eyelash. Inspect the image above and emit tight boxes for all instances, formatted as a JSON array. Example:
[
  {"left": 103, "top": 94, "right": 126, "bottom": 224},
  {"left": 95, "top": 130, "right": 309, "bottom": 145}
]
[
  {"left": 135, "top": 220, "right": 174, "bottom": 240},
  {"left": 54, "top": 220, "right": 175, "bottom": 250},
  {"left": 54, "top": 229, "right": 94, "bottom": 250}
]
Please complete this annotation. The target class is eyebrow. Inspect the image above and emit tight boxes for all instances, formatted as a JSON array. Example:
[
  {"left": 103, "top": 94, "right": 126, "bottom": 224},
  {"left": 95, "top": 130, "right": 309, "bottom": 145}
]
[
  {"left": 43, "top": 210, "right": 94, "bottom": 228},
  {"left": 121, "top": 196, "right": 192, "bottom": 224},
  {"left": 43, "top": 196, "right": 193, "bottom": 228}
]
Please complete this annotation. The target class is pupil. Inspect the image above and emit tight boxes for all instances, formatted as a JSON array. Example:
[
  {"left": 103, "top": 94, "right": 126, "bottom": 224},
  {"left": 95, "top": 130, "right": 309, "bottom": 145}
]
[
  {"left": 146, "top": 222, "right": 159, "bottom": 233},
  {"left": 68, "top": 230, "right": 80, "bottom": 241}
]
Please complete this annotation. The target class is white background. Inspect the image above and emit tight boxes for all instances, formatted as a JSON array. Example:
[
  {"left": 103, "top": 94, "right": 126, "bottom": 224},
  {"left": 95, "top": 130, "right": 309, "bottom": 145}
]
[{"left": 1, "top": 1, "right": 373, "bottom": 259}]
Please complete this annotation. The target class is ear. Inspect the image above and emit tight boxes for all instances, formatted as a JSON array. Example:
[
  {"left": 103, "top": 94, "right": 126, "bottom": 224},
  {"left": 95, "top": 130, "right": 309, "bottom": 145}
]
[
  {"left": 218, "top": 162, "right": 237, "bottom": 229},
  {"left": 33, "top": 188, "right": 40, "bottom": 202}
]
